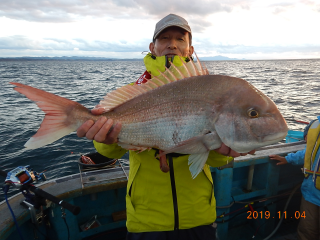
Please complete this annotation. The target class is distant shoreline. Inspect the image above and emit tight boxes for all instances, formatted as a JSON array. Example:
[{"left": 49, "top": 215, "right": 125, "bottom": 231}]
[
  {"left": 0, "top": 55, "right": 244, "bottom": 61},
  {"left": 0, "top": 57, "right": 144, "bottom": 61},
  {"left": 0, "top": 56, "right": 319, "bottom": 61}
]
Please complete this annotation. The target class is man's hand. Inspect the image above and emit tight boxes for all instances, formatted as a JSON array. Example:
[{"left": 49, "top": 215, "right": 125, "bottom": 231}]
[
  {"left": 158, "top": 150, "right": 170, "bottom": 173},
  {"left": 214, "top": 143, "right": 256, "bottom": 158},
  {"left": 77, "top": 116, "right": 122, "bottom": 145},
  {"left": 269, "top": 154, "right": 288, "bottom": 165}
]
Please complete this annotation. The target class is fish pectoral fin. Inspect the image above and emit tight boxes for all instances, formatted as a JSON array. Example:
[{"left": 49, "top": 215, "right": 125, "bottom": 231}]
[
  {"left": 160, "top": 136, "right": 207, "bottom": 156},
  {"left": 162, "top": 132, "right": 221, "bottom": 156},
  {"left": 188, "top": 152, "right": 210, "bottom": 179}
]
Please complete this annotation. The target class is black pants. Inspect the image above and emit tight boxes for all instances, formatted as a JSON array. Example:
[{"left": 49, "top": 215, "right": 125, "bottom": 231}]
[{"left": 126, "top": 224, "right": 217, "bottom": 240}]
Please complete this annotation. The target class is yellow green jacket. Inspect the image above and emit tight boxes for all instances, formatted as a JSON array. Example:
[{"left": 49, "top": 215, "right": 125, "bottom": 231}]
[
  {"left": 95, "top": 142, "right": 231, "bottom": 232},
  {"left": 93, "top": 54, "right": 232, "bottom": 232}
]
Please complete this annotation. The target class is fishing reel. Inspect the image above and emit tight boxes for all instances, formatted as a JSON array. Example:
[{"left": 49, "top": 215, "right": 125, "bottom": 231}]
[
  {"left": 1, "top": 165, "right": 80, "bottom": 225},
  {"left": 5, "top": 165, "right": 46, "bottom": 187}
]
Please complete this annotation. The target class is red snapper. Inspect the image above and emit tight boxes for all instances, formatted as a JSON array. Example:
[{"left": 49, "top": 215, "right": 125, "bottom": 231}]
[{"left": 11, "top": 59, "right": 288, "bottom": 178}]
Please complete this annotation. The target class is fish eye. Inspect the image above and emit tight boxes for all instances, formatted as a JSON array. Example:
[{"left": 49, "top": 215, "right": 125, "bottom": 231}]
[{"left": 248, "top": 108, "right": 259, "bottom": 118}]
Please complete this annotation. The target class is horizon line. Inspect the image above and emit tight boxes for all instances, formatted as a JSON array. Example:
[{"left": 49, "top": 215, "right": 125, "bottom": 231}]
[{"left": 1, "top": 56, "right": 320, "bottom": 61}]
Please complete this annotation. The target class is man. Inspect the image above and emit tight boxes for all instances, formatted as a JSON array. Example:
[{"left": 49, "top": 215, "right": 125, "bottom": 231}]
[
  {"left": 77, "top": 14, "right": 252, "bottom": 240},
  {"left": 270, "top": 118, "right": 320, "bottom": 240}
]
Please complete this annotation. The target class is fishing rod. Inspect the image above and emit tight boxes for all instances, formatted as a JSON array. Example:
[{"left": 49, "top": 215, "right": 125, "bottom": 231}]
[
  {"left": 285, "top": 117, "right": 309, "bottom": 125},
  {"left": 1, "top": 166, "right": 81, "bottom": 240}
]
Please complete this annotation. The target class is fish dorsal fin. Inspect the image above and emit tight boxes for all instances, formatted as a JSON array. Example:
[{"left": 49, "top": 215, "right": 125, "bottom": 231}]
[{"left": 95, "top": 55, "right": 209, "bottom": 112}]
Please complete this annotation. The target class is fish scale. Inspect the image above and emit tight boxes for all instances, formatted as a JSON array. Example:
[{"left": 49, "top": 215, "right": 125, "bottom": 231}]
[{"left": 108, "top": 79, "right": 215, "bottom": 150}]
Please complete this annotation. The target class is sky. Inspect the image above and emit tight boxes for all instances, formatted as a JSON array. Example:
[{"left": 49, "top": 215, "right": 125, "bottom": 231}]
[{"left": 0, "top": 0, "right": 319, "bottom": 60}]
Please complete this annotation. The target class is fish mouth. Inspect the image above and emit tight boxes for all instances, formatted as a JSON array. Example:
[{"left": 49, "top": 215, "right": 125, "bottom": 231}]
[
  {"left": 231, "top": 130, "right": 288, "bottom": 153},
  {"left": 262, "top": 130, "right": 288, "bottom": 144}
]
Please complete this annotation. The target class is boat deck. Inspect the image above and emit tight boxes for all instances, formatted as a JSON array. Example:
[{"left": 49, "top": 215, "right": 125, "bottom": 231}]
[{"left": 1, "top": 141, "right": 306, "bottom": 240}]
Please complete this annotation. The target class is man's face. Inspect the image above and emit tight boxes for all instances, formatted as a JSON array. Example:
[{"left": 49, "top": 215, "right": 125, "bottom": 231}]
[{"left": 149, "top": 26, "right": 194, "bottom": 57}]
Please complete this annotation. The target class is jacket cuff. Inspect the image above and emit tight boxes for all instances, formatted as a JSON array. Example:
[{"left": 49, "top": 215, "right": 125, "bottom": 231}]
[
  {"left": 207, "top": 151, "right": 233, "bottom": 167},
  {"left": 93, "top": 141, "right": 128, "bottom": 159}
]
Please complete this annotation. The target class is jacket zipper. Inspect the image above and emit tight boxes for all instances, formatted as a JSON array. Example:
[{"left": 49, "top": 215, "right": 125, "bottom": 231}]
[{"left": 168, "top": 155, "right": 179, "bottom": 230}]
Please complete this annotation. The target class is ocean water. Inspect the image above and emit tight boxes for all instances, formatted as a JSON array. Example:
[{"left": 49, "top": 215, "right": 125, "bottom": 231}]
[{"left": 1, "top": 59, "right": 320, "bottom": 200}]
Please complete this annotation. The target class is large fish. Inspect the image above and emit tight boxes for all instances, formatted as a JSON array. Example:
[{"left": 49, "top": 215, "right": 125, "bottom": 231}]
[{"left": 11, "top": 59, "right": 288, "bottom": 178}]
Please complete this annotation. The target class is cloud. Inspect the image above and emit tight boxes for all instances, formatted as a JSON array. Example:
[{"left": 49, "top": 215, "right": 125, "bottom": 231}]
[
  {"left": 0, "top": 0, "right": 139, "bottom": 22},
  {"left": 195, "top": 39, "right": 320, "bottom": 56},
  {"left": 134, "top": 0, "right": 233, "bottom": 16},
  {"left": 0, "top": 35, "right": 42, "bottom": 49},
  {"left": 267, "top": 2, "right": 295, "bottom": 15},
  {"left": 267, "top": 0, "right": 320, "bottom": 15},
  {"left": 301, "top": 0, "right": 320, "bottom": 10},
  {"left": 1, "top": 34, "right": 318, "bottom": 59},
  {"left": 188, "top": 18, "right": 215, "bottom": 33},
  {"left": 1, "top": 1, "right": 318, "bottom": 59},
  {"left": 0, "top": 35, "right": 150, "bottom": 52},
  {"left": 0, "top": 0, "right": 242, "bottom": 28}
]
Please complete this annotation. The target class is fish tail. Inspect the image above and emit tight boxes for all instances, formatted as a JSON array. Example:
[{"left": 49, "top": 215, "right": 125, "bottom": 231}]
[{"left": 10, "top": 82, "right": 91, "bottom": 149}]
